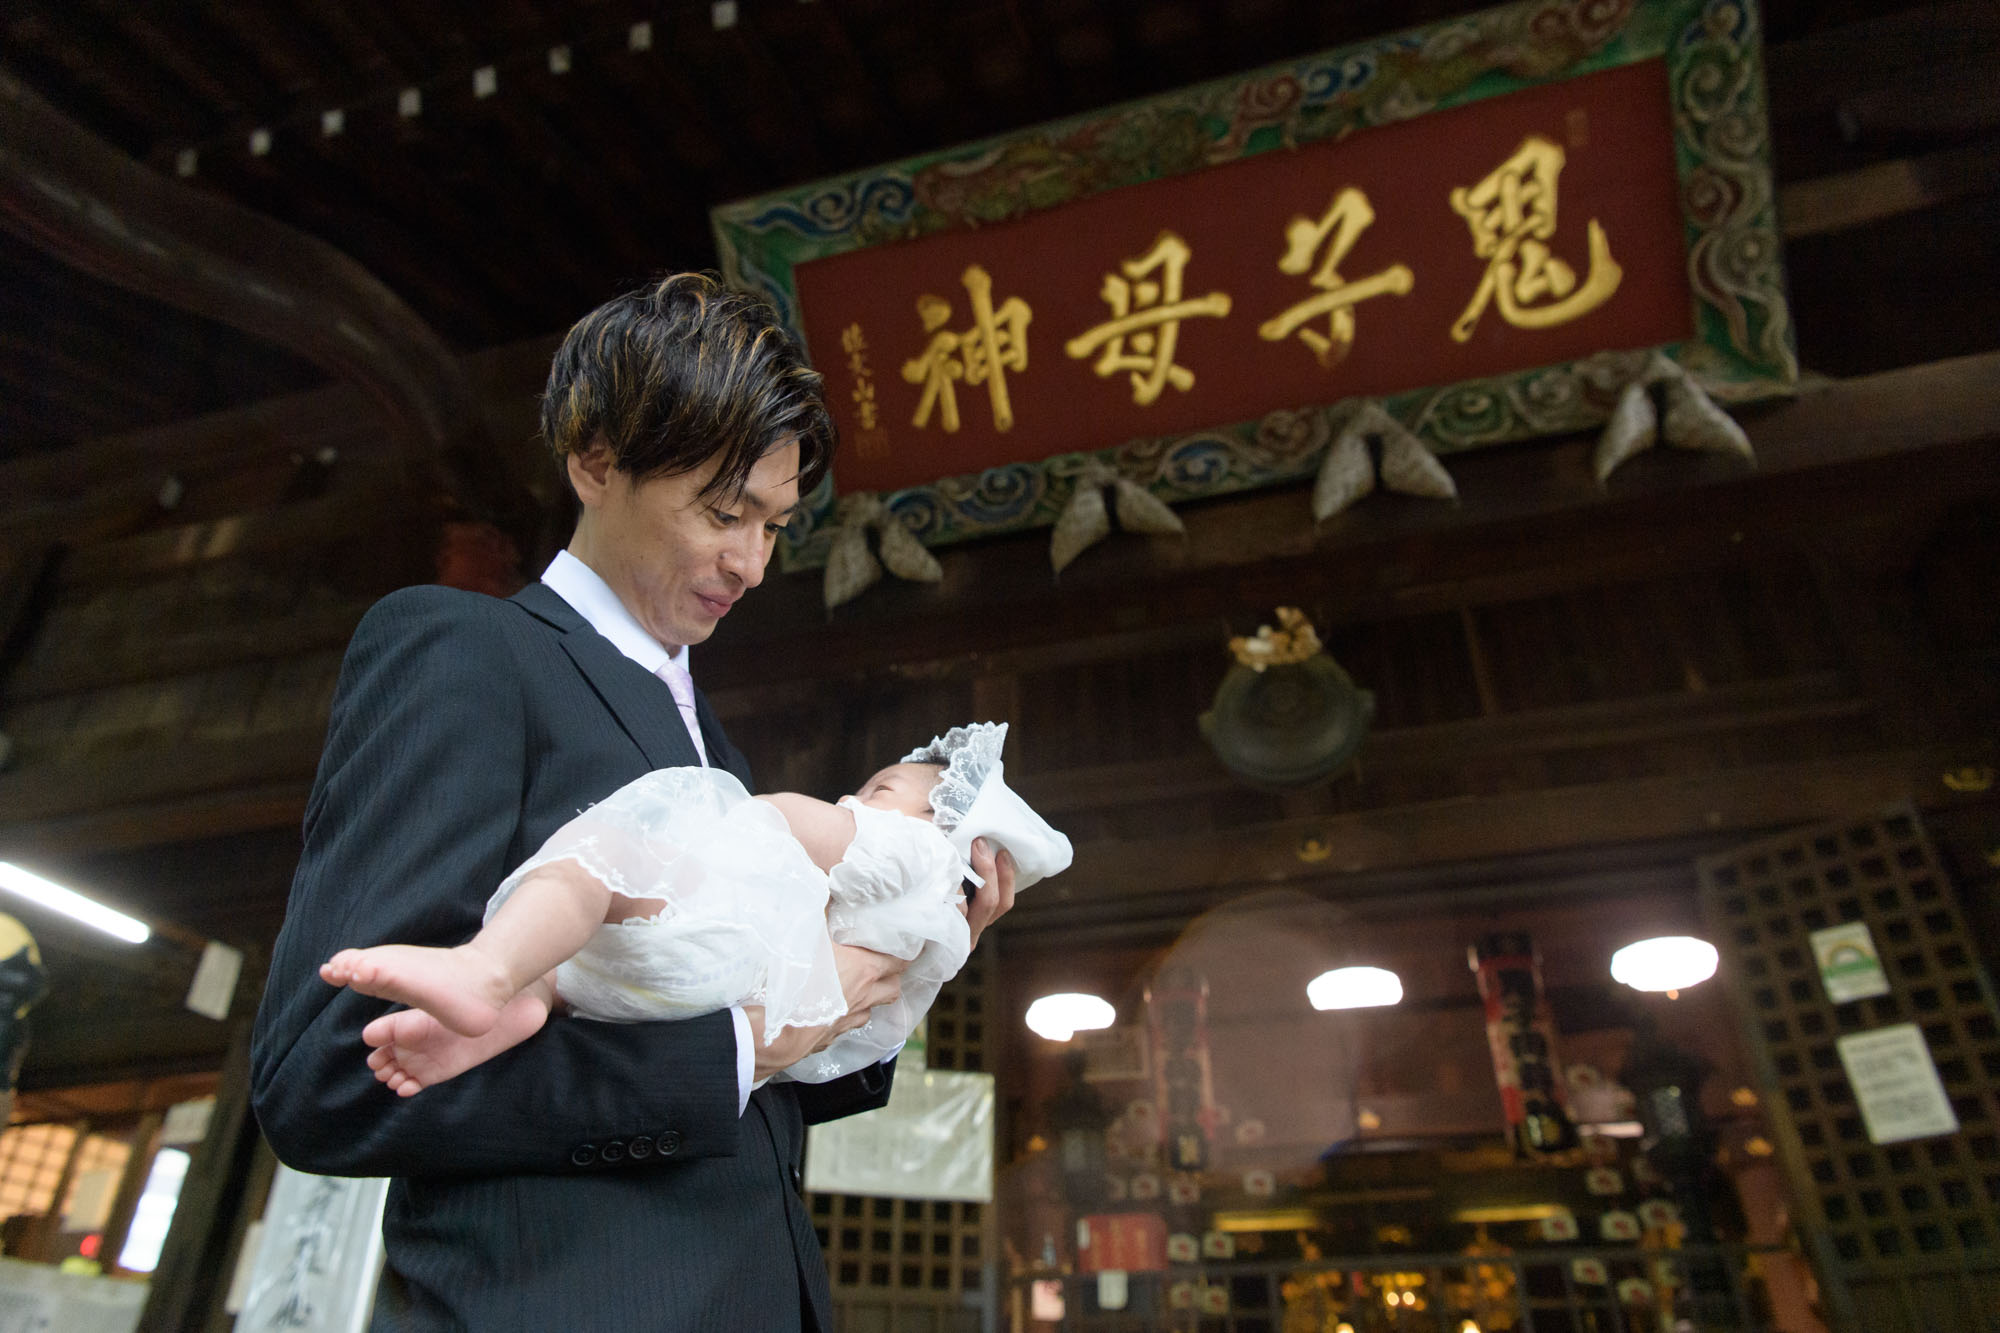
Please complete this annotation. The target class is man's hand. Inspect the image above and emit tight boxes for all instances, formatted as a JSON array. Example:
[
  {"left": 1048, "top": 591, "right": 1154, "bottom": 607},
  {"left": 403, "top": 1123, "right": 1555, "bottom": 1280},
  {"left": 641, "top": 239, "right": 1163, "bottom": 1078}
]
[
  {"left": 746, "top": 942, "right": 906, "bottom": 1082},
  {"left": 964, "top": 838, "right": 1017, "bottom": 951}
]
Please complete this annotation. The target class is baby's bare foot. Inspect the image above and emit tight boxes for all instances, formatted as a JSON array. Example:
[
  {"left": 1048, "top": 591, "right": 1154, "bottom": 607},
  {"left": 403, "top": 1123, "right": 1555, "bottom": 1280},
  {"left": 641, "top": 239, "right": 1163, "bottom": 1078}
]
[
  {"left": 361, "top": 995, "right": 552, "bottom": 1094},
  {"left": 321, "top": 944, "right": 513, "bottom": 1037}
]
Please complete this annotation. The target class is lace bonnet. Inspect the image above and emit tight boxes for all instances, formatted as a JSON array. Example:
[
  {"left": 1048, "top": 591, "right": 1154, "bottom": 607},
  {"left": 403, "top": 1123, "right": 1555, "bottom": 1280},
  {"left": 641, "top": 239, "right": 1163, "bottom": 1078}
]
[
  {"left": 902, "top": 722, "right": 1073, "bottom": 891},
  {"left": 903, "top": 722, "right": 1005, "bottom": 833}
]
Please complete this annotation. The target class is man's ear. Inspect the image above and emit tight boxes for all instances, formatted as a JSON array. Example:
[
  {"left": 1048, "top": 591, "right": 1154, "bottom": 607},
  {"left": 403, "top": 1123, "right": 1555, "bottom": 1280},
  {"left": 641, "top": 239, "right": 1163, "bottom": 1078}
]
[{"left": 567, "top": 439, "right": 617, "bottom": 508}]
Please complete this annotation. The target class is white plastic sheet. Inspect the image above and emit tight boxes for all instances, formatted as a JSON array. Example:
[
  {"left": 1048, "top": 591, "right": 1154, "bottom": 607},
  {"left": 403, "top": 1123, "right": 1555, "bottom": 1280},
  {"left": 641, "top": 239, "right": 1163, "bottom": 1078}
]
[{"left": 804, "top": 1067, "right": 995, "bottom": 1202}]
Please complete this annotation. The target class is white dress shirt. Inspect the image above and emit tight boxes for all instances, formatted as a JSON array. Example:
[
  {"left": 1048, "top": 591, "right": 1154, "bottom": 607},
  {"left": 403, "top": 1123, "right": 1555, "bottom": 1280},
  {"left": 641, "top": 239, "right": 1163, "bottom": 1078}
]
[{"left": 540, "top": 549, "right": 756, "bottom": 1110}]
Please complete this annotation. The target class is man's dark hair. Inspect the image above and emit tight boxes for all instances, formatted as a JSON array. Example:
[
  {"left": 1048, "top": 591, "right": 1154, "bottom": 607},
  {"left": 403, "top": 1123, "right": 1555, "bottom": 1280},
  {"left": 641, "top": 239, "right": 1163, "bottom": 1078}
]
[{"left": 541, "top": 272, "right": 836, "bottom": 501}]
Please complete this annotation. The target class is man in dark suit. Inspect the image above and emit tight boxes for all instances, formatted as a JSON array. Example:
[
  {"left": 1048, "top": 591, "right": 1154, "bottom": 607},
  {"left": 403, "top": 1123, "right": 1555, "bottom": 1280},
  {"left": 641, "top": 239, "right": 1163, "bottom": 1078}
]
[{"left": 250, "top": 273, "right": 1016, "bottom": 1331}]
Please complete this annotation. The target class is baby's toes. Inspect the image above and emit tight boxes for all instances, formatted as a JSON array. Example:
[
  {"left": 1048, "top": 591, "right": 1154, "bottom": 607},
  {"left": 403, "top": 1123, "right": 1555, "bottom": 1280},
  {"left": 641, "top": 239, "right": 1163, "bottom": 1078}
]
[{"left": 331, "top": 948, "right": 374, "bottom": 981}]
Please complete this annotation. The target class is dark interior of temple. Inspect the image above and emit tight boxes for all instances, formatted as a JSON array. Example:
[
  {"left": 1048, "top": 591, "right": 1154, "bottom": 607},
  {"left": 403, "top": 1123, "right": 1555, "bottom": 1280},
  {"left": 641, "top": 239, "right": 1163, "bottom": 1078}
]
[{"left": 0, "top": 1, "right": 1996, "bottom": 1329}]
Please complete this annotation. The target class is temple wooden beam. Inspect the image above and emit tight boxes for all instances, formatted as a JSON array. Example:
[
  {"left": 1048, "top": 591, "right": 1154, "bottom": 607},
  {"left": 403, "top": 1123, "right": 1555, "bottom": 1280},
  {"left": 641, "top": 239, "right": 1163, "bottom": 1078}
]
[
  {"left": 1019, "top": 671, "right": 1867, "bottom": 815},
  {"left": 2, "top": 354, "right": 1994, "bottom": 857},
  {"left": 0, "top": 782, "right": 314, "bottom": 862},
  {"left": 4, "top": 601, "right": 370, "bottom": 703},
  {"left": 1779, "top": 136, "right": 2000, "bottom": 240},
  {"left": 0, "top": 69, "right": 523, "bottom": 533},
  {"left": 704, "top": 351, "right": 2000, "bottom": 685},
  {"left": 1008, "top": 743, "right": 1997, "bottom": 936},
  {"left": 0, "top": 660, "right": 1866, "bottom": 853}
]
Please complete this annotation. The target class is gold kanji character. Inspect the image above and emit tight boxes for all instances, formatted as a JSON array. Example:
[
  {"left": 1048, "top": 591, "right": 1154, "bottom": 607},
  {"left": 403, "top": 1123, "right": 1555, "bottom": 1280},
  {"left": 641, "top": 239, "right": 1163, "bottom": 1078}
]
[
  {"left": 901, "top": 294, "right": 964, "bottom": 432},
  {"left": 852, "top": 379, "right": 879, "bottom": 431},
  {"left": 1065, "top": 231, "right": 1231, "bottom": 405},
  {"left": 1257, "top": 187, "right": 1414, "bottom": 367},
  {"left": 899, "top": 266, "right": 1032, "bottom": 433},
  {"left": 1449, "top": 134, "right": 1622, "bottom": 342}
]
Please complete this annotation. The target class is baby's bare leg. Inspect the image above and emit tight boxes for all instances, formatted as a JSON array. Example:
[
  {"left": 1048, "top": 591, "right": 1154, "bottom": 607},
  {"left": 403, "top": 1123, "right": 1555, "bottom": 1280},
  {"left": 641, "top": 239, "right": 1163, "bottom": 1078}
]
[
  {"left": 363, "top": 975, "right": 557, "bottom": 1096},
  {"left": 321, "top": 860, "right": 613, "bottom": 1036}
]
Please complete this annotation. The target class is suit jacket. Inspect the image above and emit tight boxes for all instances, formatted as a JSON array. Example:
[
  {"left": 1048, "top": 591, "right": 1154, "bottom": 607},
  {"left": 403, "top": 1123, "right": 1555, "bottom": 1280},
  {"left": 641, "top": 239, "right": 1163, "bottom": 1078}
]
[{"left": 250, "top": 583, "right": 892, "bottom": 1332}]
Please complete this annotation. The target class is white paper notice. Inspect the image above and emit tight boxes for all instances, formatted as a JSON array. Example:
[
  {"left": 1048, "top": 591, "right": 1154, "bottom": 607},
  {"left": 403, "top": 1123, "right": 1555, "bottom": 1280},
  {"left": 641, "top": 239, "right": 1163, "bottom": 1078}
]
[
  {"left": 1809, "top": 921, "right": 1891, "bottom": 1003},
  {"left": 1837, "top": 1024, "right": 1960, "bottom": 1145},
  {"left": 159, "top": 1096, "right": 216, "bottom": 1146},
  {"left": 184, "top": 941, "right": 243, "bottom": 1020},
  {"left": 237, "top": 1167, "right": 390, "bottom": 1333},
  {"left": 224, "top": 1220, "right": 264, "bottom": 1315},
  {"left": 805, "top": 1068, "right": 994, "bottom": 1202},
  {"left": 60, "top": 1168, "right": 118, "bottom": 1233}
]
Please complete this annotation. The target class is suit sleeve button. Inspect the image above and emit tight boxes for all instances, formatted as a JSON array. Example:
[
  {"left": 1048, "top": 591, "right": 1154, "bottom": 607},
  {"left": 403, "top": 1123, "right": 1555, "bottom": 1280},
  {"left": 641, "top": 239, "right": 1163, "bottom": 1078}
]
[
  {"left": 570, "top": 1144, "right": 598, "bottom": 1167},
  {"left": 600, "top": 1139, "right": 626, "bottom": 1163},
  {"left": 627, "top": 1136, "right": 653, "bottom": 1160},
  {"left": 657, "top": 1130, "right": 682, "bottom": 1156}
]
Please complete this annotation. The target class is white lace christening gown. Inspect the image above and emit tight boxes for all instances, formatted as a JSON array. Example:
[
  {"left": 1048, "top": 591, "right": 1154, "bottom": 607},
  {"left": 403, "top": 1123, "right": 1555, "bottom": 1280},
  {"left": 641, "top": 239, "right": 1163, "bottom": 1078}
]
[{"left": 485, "top": 768, "right": 972, "bottom": 1083}]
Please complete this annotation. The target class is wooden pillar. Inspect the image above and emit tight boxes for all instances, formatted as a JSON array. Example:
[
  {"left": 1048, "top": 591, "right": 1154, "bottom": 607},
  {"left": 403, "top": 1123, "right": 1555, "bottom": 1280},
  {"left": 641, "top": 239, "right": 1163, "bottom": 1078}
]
[
  {"left": 136, "top": 957, "right": 265, "bottom": 1333},
  {"left": 98, "top": 1109, "right": 163, "bottom": 1277}
]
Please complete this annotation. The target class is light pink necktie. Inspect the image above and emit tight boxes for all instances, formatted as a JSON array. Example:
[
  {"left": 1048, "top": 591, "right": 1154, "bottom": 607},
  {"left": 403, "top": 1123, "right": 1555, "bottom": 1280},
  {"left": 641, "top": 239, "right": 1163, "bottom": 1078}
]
[{"left": 656, "top": 659, "right": 708, "bottom": 766}]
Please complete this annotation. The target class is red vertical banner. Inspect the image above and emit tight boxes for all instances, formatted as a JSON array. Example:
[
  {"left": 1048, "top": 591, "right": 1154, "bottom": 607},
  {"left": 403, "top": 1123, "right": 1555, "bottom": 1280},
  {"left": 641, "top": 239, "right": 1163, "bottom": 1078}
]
[
  {"left": 1471, "top": 932, "right": 1579, "bottom": 1156},
  {"left": 1076, "top": 1213, "right": 1169, "bottom": 1274}
]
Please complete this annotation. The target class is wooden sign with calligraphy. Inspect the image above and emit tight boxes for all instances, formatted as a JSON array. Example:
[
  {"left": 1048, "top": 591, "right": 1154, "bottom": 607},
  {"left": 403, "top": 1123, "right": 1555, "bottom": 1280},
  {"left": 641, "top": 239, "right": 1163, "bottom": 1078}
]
[{"left": 713, "top": 0, "right": 1794, "bottom": 569}]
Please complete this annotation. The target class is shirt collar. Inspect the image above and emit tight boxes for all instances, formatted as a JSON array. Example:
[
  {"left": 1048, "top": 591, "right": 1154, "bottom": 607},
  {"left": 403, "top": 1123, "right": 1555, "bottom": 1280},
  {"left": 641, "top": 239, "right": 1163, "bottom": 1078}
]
[{"left": 541, "top": 549, "right": 691, "bottom": 680}]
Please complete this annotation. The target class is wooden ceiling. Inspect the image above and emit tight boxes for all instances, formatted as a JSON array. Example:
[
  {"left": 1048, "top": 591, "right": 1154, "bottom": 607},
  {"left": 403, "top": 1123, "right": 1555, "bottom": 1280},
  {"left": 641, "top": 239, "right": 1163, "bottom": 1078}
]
[{"left": 4, "top": 0, "right": 1993, "bottom": 457}]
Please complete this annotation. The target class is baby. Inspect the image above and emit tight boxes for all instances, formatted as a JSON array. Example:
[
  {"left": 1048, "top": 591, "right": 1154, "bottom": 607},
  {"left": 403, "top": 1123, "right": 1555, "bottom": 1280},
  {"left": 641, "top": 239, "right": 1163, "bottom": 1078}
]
[{"left": 321, "top": 723, "right": 1070, "bottom": 1092}]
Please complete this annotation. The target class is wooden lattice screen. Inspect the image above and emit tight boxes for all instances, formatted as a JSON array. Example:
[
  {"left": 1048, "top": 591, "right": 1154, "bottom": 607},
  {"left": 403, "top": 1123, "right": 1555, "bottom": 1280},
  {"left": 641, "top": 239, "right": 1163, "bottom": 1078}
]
[
  {"left": 1698, "top": 804, "right": 2000, "bottom": 1331},
  {"left": 810, "top": 949, "right": 997, "bottom": 1333}
]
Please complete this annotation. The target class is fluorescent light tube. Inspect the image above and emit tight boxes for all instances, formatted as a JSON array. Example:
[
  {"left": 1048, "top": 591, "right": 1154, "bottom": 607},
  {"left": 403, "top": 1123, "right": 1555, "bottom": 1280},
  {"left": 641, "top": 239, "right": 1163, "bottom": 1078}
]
[{"left": 0, "top": 862, "right": 150, "bottom": 944}]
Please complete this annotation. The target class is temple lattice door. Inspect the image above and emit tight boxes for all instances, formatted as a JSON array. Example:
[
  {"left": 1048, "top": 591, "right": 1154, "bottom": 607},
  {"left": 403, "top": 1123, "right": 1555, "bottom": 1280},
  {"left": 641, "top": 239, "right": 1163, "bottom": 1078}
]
[
  {"left": 808, "top": 948, "right": 998, "bottom": 1333},
  {"left": 1699, "top": 803, "right": 2000, "bottom": 1331}
]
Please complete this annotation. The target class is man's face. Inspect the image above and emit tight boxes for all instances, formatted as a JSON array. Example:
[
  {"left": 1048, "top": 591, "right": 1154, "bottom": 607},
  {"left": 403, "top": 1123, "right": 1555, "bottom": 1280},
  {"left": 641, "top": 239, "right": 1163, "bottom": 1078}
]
[{"left": 571, "top": 439, "right": 802, "bottom": 652}]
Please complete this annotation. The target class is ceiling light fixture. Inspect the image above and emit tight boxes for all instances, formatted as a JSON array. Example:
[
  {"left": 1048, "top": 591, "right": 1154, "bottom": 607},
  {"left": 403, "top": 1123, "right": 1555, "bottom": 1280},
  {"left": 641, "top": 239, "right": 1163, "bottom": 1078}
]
[
  {"left": 1610, "top": 936, "right": 1717, "bottom": 996},
  {"left": 0, "top": 862, "right": 150, "bottom": 944},
  {"left": 1579, "top": 1120, "right": 1645, "bottom": 1138},
  {"left": 1306, "top": 965, "right": 1403, "bottom": 1010},
  {"left": 1025, "top": 992, "right": 1114, "bottom": 1042}
]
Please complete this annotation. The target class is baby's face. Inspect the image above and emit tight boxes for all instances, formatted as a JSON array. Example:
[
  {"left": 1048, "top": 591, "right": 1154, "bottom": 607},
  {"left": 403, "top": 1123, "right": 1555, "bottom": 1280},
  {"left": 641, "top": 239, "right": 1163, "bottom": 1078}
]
[{"left": 853, "top": 762, "right": 943, "bottom": 820}]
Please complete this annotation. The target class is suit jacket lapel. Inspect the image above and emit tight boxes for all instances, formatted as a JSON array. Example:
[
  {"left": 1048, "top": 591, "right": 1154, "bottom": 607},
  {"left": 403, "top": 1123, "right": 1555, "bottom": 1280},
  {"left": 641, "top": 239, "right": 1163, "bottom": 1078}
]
[{"left": 511, "top": 583, "right": 702, "bottom": 772}]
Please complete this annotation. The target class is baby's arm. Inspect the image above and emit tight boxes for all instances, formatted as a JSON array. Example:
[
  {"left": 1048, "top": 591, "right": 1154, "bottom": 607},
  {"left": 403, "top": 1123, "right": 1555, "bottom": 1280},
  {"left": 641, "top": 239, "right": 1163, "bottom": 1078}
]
[{"left": 755, "top": 793, "right": 858, "bottom": 875}]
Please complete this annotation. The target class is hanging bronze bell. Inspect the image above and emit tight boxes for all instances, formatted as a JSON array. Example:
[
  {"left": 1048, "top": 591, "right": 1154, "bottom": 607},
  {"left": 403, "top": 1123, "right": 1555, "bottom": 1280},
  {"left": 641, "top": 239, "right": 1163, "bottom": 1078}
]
[{"left": 1199, "top": 652, "right": 1375, "bottom": 788}]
